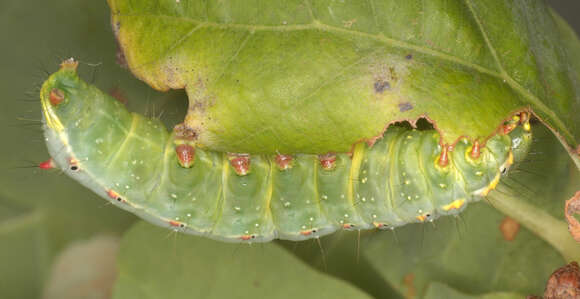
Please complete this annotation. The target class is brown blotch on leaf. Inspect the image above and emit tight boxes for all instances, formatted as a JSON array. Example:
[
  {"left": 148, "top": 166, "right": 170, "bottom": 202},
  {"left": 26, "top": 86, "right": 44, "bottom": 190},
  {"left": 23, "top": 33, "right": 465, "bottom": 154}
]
[
  {"left": 173, "top": 123, "right": 198, "bottom": 141},
  {"left": 374, "top": 80, "right": 391, "bottom": 93},
  {"left": 403, "top": 273, "right": 416, "bottom": 299},
  {"left": 398, "top": 102, "right": 413, "bottom": 112},
  {"left": 499, "top": 216, "right": 520, "bottom": 241},
  {"left": 565, "top": 191, "right": 580, "bottom": 242},
  {"left": 49, "top": 88, "right": 65, "bottom": 106},
  {"left": 542, "top": 261, "right": 580, "bottom": 299}
]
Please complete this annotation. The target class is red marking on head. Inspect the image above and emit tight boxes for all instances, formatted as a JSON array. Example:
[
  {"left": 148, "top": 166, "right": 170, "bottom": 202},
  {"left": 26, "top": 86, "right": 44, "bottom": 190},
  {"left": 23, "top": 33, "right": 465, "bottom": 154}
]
[
  {"left": 470, "top": 140, "right": 481, "bottom": 159},
  {"left": 319, "top": 153, "right": 337, "bottom": 170},
  {"left": 275, "top": 154, "right": 293, "bottom": 170},
  {"left": 49, "top": 88, "right": 65, "bottom": 106},
  {"left": 39, "top": 158, "right": 55, "bottom": 170},
  {"left": 175, "top": 144, "right": 195, "bottom": 168},
  {"left": 229, "top": 154, "right": 250, "bottom": 176},
  {"left": 438, "top": 144, "right": 450, "bottom": 167},
  {"left": 300, "top": 230, "right": 313, "bottom": 236}
]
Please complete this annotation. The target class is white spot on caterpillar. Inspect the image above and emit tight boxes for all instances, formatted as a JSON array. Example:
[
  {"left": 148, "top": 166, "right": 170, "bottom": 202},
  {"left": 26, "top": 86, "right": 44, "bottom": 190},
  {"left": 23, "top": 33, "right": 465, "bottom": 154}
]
[
  {"left": 95, "top": 138, "right": 103, "bottom": 144},
  {"left": 255, "top": 223, "right": 260, "bottom": 227},
  {"left": 439, "top": 183, "right": 447, "bottom": 189},
  {"left": 284, "top": 202, "right": 291, "bottom": 207},
  {"left": 306, "top": 200, "right": 311, "bottom": 204},
  {"left": 372, "top": 214, "right": 377, "bottom": 218},
  {"left": 476, "top": 171, "right": 483, "bottom": 176},
  {"left": 370, "top": 197, "right": 375, "bottom": 202},
  {"left": 344, "top": 214, "right": 349, "bottom": 218},
  {"left": 321, "top": 194, "right": 328, "bottom": 200},
  {"left": 301, "top": 225, "right": 307, "bottom": 230},
  {"left": 404, "top": 180, "right": 410, "bottom": 185},
  {"left": 234, "top": 206, "right": 241, "bottom": 211},
  {"left": 340, "top": 194, "right": 345, "bottom": 199},
  {"left": 309, "top": 217, "right": 314, "bottom": 221},
  {"left": 361, "top": 197, "right": 366, "bottom": 202},
  {"left": 171, "top": 193, "right": 177, "bottom": 199},
  {"left": 186, "top": 213, "right": 191, "bottom": 217}
]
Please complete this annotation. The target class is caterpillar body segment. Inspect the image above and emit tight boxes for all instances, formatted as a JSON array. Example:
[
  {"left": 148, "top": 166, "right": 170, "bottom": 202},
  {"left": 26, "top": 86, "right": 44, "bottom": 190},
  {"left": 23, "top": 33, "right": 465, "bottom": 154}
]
[{"left": 40, "top": 63, "right": 531, "bottom": 243}]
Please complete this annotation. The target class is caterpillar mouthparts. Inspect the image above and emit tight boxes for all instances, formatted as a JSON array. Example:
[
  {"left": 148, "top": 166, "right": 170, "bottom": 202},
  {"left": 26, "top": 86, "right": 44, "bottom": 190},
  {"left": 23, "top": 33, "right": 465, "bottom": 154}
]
[{"left": 40, "top": 60, "right": 531, "bottom": 243}]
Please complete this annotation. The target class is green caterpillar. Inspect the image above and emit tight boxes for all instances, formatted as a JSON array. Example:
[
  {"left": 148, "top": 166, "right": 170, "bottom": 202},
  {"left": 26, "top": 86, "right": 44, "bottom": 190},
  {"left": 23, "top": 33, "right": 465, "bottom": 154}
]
[{"left": 40, "top": 60, "right": 531, "bottom": 242}]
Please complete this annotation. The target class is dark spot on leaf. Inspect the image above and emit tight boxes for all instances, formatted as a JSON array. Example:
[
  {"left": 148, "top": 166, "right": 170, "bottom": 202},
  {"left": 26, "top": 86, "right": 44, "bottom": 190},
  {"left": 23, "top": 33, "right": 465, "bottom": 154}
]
[
  {"left": 374, "top": 80, "right": 390, "bottom": 93},
  {"left": 398, "top": 102, "right": 413, "bottom": 112},
  {"left": 405, "top": 54, "right": 413, "bottom": 60}
]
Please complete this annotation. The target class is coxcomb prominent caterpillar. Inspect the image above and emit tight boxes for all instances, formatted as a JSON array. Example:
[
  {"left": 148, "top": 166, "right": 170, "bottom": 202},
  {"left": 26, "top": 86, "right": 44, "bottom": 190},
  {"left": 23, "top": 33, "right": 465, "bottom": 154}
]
[{"left": 40, "top": 60, "right": 532, "bottom": 242}]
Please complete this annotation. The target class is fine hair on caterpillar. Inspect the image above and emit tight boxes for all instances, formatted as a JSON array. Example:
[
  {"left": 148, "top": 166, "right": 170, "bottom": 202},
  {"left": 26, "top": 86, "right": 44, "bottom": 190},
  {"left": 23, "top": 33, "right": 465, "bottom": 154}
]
[{"left": 39, "top": 60, "right": 534, "bottom": 243}]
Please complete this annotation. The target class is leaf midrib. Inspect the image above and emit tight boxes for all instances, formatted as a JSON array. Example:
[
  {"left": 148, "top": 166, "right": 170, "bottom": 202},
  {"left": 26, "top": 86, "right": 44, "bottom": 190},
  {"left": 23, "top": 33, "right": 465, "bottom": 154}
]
[{"left": 112, "top": 2, "right": 573, "bottom": 142}]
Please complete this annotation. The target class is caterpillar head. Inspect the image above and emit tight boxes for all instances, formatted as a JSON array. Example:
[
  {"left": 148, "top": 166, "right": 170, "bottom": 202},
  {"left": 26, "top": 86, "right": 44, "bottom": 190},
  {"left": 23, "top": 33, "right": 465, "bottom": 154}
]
[{"left": 40, "top": 58, "right": 82, "bottom": 132}]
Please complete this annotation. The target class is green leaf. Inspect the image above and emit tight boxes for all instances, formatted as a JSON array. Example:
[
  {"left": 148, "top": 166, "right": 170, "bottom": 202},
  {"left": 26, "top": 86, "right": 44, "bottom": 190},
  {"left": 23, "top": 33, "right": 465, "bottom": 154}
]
[
  {"left": 0, "top": 204, "right": 46, "bottom": 299},
  {"left": 113, "top": 221, "right": 373, "bottom": 299},
  {"left": 362, "top": 124, "right": 580, "bottom": 297},
  {"left": 110, "top": 0, "right": 580, "bottom": 154}
]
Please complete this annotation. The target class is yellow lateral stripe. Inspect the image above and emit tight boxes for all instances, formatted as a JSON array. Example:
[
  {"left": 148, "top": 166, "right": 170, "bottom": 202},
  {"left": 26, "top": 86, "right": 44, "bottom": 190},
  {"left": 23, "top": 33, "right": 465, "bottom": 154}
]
[
  {"left": 442, "top": 199, "right": 466, "bottom": 211},
  {"left": 348, "top": 144, "right": 364, "bottom": 208}
]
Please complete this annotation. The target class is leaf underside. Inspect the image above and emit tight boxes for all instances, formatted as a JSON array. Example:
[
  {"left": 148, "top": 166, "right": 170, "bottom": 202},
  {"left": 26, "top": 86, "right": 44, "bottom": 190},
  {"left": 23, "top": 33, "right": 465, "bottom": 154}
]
[{"left": 110, "top": 0, "right": 580, "bottom": 155}]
